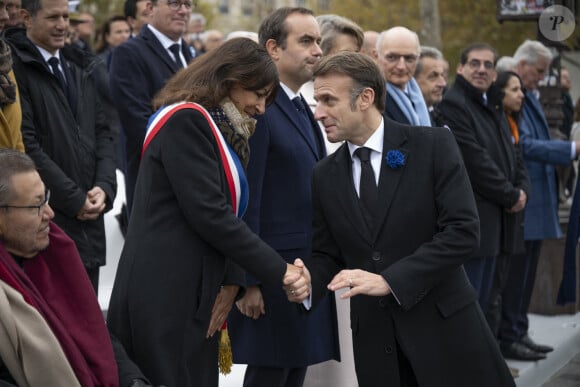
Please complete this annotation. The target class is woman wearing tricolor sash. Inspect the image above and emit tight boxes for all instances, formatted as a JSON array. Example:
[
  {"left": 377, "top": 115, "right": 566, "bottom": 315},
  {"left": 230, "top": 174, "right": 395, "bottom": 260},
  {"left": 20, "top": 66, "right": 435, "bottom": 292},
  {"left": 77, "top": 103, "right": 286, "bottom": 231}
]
[{"left": 106, "top": 38, "right": 311, "bottom": 387}]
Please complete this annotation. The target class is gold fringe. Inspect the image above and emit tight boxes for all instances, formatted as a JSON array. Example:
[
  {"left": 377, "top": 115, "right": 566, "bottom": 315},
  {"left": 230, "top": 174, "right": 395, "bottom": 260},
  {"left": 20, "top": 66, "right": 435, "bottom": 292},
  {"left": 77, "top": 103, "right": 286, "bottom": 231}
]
[{"left": 218, "top": 327, "right": 233, "bottom": 375}]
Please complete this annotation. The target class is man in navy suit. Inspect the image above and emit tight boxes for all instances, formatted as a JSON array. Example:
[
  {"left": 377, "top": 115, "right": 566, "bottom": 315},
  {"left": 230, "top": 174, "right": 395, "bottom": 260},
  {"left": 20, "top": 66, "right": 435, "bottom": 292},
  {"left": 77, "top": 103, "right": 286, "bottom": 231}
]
[
  {"left": 109, "top": 0, "right": 194, "bottom": 214},
  {"left": 289, "top": 50, "right": 514, "bottom": 387},
  {"left": 227, "top": 7, "right": 339, "bottom": 387}
]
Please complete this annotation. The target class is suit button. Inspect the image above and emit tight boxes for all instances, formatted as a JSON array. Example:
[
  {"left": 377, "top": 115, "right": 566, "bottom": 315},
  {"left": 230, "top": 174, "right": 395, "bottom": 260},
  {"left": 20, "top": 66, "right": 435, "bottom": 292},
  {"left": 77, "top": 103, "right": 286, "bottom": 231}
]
[
  {"left": 385, "top": 345, "right": 393, "bottom": 354},
  {"left": 372, "top": 252, "right": 382, "bottom": 261}
]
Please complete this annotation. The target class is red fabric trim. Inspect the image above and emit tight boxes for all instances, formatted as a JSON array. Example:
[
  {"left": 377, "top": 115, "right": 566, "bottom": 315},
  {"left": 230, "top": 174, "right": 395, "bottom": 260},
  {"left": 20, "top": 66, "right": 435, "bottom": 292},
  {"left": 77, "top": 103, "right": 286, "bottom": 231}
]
[
  {"left": 141, "top": 103, "right": 198, "bottom": 159},
  {"left": 0, "top": 222, "right": 118, "bottom": 386},
  {"left": 143, "top": 103, "right": 238, "bottom": 213}
]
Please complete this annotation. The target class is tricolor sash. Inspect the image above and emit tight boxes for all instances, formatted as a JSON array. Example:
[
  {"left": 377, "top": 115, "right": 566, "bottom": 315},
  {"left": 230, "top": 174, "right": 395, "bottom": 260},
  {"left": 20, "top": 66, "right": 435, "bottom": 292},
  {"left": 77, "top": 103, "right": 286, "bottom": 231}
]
[{"left": 143, "top": 102, "right": 249, "bottom": 217}]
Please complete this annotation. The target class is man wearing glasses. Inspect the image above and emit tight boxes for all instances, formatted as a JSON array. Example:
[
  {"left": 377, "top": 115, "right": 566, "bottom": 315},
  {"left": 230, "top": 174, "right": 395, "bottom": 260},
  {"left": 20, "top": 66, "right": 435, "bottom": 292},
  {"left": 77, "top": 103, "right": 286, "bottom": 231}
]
[
  {"left": 375, "top": 26, "right": 431, "bottom": 127},
  {"left": 435, "top": 44, "right": 529, "bottom": 365},
  {"left": 0, "top": 149, "right": 156, "bottom": 387},
  {"left": 110, "top": 0, "right": 195, "bottom": 217}
]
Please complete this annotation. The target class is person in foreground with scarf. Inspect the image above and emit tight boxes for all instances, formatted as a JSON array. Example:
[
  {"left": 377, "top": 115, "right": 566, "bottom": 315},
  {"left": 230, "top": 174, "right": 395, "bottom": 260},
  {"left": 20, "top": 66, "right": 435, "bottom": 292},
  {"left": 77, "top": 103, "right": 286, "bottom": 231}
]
[
  {"left": 106, "top": 37, "right": 311, "bottom": 387},
  {"left": 0, "top": 149, "right": 152, "bottom": 387}
]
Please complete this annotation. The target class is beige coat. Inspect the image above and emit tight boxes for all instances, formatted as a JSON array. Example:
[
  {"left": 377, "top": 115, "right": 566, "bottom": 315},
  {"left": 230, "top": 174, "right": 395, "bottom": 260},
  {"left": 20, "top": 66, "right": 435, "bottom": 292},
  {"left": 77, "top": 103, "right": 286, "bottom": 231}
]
[{"left": 0, "top": 280, "right": 80, "bottom": 387}]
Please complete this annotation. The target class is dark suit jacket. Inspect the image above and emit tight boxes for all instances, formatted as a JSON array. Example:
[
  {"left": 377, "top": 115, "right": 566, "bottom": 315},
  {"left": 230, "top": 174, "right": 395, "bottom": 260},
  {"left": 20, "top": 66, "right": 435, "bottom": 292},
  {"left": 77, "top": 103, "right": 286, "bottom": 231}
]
[
  {"left": 308, "top": 118, "right": 514, "bottom": 387},
  {"left": 109, "top": 24, "right": 194, "bottom": 211},
  {"left": 384, "top": 88, "right": 411, "bottom": 125},
  {"left": 435, "top": 75, "right": 530, "bottom": 256},
  {"left": 228, "top": 90, "right": 340, "bottom": 367},
  {"left": 107, "top": 108, "right": 287, "bottom": 386}
]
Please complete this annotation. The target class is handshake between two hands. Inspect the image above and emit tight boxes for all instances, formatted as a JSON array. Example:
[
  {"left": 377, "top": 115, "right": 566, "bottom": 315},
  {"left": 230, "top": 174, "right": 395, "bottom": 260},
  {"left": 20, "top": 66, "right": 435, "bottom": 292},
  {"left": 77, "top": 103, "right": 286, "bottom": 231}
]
[
  {"left": 282, "top": 259, "right": 392, "bottom": 303},
  {"left": 282, "top": 258, "right": 311, "bottom": 303}
]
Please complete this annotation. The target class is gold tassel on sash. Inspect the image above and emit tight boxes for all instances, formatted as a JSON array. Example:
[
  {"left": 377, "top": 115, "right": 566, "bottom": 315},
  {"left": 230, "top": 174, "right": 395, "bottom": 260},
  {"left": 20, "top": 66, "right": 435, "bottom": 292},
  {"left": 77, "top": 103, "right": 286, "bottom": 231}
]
[{"left": 218, "top": 322, "right": 232, "bottom": 375}]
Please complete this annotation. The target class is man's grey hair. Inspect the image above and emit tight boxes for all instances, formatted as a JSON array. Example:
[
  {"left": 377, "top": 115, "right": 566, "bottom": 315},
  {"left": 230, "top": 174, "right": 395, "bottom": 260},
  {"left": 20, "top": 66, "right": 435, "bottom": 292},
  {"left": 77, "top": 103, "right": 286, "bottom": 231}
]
[
  {"left": 414, "top": 46, "right": 443, "bottom": 76},
  {"left": 316, "top": 14, "right": 364, "bottom": 56},
  {"left": 496, "top": 56, "right": 517, "bottom": 73},
  {"left": 513, "top": 40, "right": 553, "bottom": 65},
  {"left": 189, "top": 13, "right": 206, "bottom": 27}
]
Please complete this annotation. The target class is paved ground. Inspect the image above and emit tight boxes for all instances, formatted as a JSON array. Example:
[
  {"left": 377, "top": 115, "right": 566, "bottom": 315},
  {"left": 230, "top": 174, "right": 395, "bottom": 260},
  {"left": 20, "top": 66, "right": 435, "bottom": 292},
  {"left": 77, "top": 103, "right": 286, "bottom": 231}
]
[
  {"left": 543, "top": 353, "right": 580, "bottom": 387},
  {"left": 509, "top": 313, "right": 580, "bottom": 387}
]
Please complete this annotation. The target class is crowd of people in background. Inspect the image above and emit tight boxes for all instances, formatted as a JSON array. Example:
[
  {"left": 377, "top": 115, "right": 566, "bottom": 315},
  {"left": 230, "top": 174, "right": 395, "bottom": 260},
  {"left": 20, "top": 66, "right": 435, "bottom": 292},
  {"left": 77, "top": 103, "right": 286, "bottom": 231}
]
[{"left": 0, "top": 0, "right": 578, "bottom": 386}]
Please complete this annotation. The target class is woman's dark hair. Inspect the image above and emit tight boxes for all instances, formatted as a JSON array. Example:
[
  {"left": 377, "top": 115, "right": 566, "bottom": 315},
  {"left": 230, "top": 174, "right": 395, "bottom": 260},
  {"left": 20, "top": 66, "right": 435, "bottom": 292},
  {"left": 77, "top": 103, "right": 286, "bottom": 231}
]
[
  {"left": 95, "top": 16, "right": 130, "bottom": 54},
  {"left": 153, "top": 38, "right": 279, "bottom": 109},
  {"left": 495, "top": 70, "right": 521, "bottom": 90},
  {"left": 495, "top": 70, "right": 523, "bottom": 119}
]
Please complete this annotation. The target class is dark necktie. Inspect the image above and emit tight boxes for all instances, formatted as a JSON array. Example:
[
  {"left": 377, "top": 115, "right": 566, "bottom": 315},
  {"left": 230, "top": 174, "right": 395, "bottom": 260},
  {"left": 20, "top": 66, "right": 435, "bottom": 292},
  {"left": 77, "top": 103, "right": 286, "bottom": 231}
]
[
  {"left": 48, "top": 57, "right": 67, "bottom": 93},
  {"left": 355, "top": 147, "right": 379, "bottom": 231},
  {"left": 292, "top": 96, "right": 317, "bottom": 149},
  {"left": 169, "top": 44, "right": 183, "bottom": 68}
]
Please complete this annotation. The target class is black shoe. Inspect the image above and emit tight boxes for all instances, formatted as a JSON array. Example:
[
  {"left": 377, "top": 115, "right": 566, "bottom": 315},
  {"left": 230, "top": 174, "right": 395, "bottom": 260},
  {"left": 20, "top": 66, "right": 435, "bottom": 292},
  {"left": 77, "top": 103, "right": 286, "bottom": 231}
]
[
  {"left": 501, "top": 341, "right": 547, "bottom": 361},
  {"left": 520, "top": 334, "right": 554, "bottom": 353}
]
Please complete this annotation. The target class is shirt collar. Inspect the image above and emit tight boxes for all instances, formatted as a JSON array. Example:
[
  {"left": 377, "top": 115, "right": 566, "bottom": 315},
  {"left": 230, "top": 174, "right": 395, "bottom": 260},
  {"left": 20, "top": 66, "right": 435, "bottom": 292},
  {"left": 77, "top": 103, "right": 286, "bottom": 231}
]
[
  {"left": 36, "top": 45, "right": 60, "bottom": 64},
  {"left": 280, "top": 82, "right": 301, "bottom": 100},
  {"left": 347, "top": 117, "right": 385, "bottom": 158},
  {"left": 147, "top": 24, "right": 181, "bottom": 50}
]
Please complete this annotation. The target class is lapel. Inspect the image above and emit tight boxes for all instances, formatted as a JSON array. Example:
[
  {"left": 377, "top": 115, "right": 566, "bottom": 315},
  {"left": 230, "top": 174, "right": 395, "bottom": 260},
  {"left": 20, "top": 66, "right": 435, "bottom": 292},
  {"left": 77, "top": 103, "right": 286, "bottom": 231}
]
[
  {"left": 141, "top": 26, "right": 185, "bottom": 73},
  {"left": 526, "top": 92, "right": 550, "bottom": 137},
  {"left": 302, "top": 95, "right": 326, "bottom": 158},
  {"left": 58, "top": 54, "right": 78, "bottom": 115},
  {"left": 372, "top": 117, "right": 409, "bottom": 242},
  {"left": 332, "top": 145, "right": 374, "bottom": 244},
  {"left": 181, "top": 39, "right": 195, "bottom": 64},
  {"left": 276, "top": 91, "right": 323, "bottom": 159},
  {"left": 384, "top": 90, "right": 411, "bottom": 125}
]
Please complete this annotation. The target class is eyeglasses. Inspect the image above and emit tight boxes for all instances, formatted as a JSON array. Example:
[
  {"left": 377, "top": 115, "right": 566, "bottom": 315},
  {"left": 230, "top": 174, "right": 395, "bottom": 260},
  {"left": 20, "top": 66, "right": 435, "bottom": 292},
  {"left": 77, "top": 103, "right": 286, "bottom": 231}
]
[
  {"left": 467, "top": 59, "right": 494, "bottom": 71},
  {"left": 165, "top": 0, "right": 194, "bottom": 10},
  {"left": 384, "top": 53, "right": 418, "bottom": 64},
  {"left": 0, "top": 189, "right": 50, "bottom": 216}
]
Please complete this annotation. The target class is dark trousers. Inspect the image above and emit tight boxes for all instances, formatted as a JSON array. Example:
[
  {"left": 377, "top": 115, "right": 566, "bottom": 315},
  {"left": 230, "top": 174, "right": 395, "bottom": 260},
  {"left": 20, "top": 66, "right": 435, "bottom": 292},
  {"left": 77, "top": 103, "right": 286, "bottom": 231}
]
[
  {"left": 485, "top": 254, "right": 512, "bottom": 338},
  {"left": 243, "top": 365, "right": 307, "bottom": 387},
  {"left": 463, "top": 256, "right": 497, "bottom": 313},
  {"left": 499, "top": 240, "right": 542, "bottom": 344}
]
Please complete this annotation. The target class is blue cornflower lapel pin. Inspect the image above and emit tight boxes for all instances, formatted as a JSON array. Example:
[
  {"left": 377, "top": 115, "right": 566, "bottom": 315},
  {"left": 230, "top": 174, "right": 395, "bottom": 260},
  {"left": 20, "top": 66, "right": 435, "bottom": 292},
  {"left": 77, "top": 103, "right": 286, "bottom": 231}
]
[{"left": 385, "top": 150, "right": 405, "bottom": 170}]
